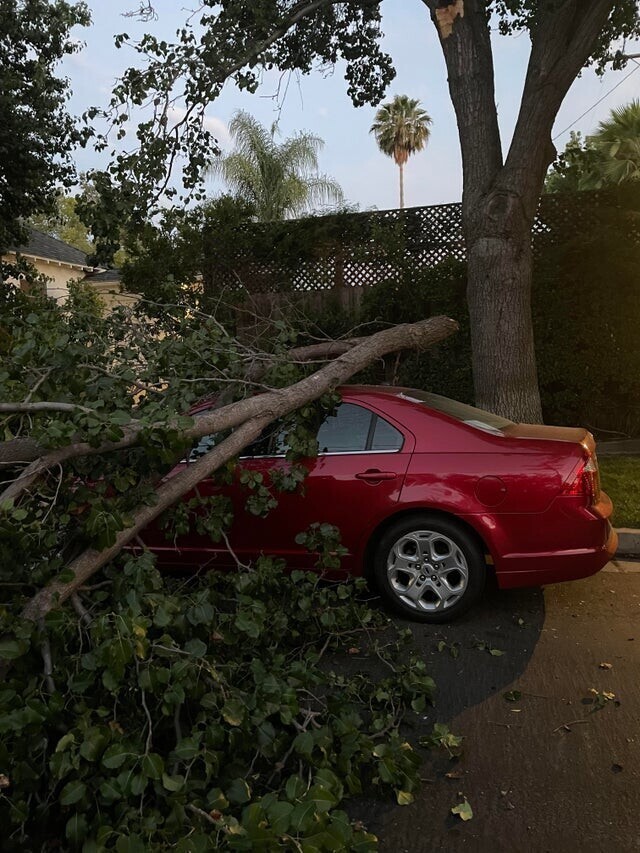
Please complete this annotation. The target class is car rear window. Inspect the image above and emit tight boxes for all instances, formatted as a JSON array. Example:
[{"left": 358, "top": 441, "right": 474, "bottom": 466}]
[{"left": 398, "top": 389, "right": 514, "bottom": 433}]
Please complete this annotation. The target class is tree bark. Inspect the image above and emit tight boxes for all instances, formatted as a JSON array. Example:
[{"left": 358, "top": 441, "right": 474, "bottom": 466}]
[
  {"left": 399, "top": 162, "right": 405, "bottom": 209},
  {"left": 423, "top": 0, "right": 615, "bottom": 423},
  {"left": 465, "top": 193, "right": 538, "bottom": 418},
  {"left": 16, "top": 315, "right": 458, "bottom": 625},
  {"left": 0, "top": 437, "right": 43, "bottom": 468}
]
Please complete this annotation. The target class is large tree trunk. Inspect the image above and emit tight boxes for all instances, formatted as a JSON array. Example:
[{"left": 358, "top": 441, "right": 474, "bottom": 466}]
[
  {"left": 399, "top": 162, "right": 405, "bottom": 209},
  {"left": 424, "top": 0, "right": 615, "bottom": 423},
  {"left": 464, "top": 191, "right": 541, "bottom": 422}
]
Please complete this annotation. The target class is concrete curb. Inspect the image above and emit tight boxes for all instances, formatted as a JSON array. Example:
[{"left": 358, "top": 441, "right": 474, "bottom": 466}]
[{"left": 615, "top": 528, "right": 640, "bottom": 558}]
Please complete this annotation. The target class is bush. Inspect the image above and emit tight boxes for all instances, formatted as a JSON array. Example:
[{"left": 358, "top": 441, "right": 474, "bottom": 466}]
[
  {"left": 533, "top": 213, "right": 640, "bottom": 435},
  {"left": 359, "top": 258, "right": 473, "bottom": 402}
]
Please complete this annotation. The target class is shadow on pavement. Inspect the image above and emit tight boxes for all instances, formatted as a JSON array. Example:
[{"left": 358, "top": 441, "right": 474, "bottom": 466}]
[
  {"left": 348, "top": 584, "right": 546, "bottom": 838},
  {"left": 408, "top": 584, "right": 546, "bottom": 723}
]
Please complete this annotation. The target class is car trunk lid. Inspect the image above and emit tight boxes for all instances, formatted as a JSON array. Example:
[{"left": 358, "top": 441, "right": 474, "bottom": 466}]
[
  {"left": 502, "top": 423, "right": 595, "bottom": 455},
  {"left": 503, "top": 423, "right": 602, "bottom": 508}
]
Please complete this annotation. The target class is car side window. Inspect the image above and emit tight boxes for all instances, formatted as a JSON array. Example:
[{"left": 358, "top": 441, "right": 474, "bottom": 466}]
[
  {"left": 370, "top": 415, "right": 404, "bottom": 451},
  {"left": 188, "top": 407, "right": 275, "bottom": 462},
  {"left": 192, "top": 404, "right": 405, "bottom": 459},
  {"left": 316, "top": 403, "right": 405, "bottom": 454},
  {"left": 316, "top": 403, "right": 372, "bottom": 453},
  {"left": 189, "top": 433, "right": 218, "bottom": 461}
]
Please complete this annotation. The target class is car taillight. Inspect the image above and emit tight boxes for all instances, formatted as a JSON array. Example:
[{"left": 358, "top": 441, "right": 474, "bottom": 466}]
[{"left": 563, "top": 454, "right": 600, "bottom": 502}]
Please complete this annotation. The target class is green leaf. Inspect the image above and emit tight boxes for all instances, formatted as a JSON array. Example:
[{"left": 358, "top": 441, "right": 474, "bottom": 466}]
[
  {"left": 267, "top": 801, "right": 294, "bottom": 834},
  {"left": 130, "top": 774, "right": 147, "bottom": 796},
  {"left": 226, "top": 778, "right": 251, "bottom": 804},
  {"left": 396, "top": 790, "right": 414, "bottom": 805},
  {"left": 65, "top": 812, "right": 88, "bottom": 844},
  {"left": 451, "top": 799, "right": 473, "bottom": 821},
  {"left": 0, "top": 639, "right": 26, "bottom": 660},
  {"left": 294, "top": 731, "right": 313, "bottom": 757},
  {"left": 115, "top": 835, "right": 147, "bottom": 853},
  {"left": 235, "top": 611, "right": 261, "bottom": 638},
  {"left": 173, "top": 737, "right": 201, "bottom": 761},
  {"left": 162, "top": 772, "right": 185, "bottom": 792},
  {"left": 141, "top": 752, "right": 164, "bottom": 780},
  {"left": 489, "top": 648, "right": 505, "bottom": 657},
  {"left": 60, "top": 780, "right": 87, "bottom": 805},
  {"left": 289, "top": 800, "right": 317, "bottom": 833},
  {"left": 102, "top": 744, "right": 131, "bottom": 769},
  {"left": 79, "top": 730, "right": 108, "bottom": 762},
  {"left": 503, "top": 690, "right": 522, "bottom": 702},
  {"left": 285, "top": 775, "right": 305, "bottom": 801},
  {"left": 222, "top": 697, "right": 245, "bottom": 727},
  {"left": 55, "top": 732, "right": 76, "bottom": 753},
  {"left": 184, "top": 638, "right": 207, "bottom": 657}
]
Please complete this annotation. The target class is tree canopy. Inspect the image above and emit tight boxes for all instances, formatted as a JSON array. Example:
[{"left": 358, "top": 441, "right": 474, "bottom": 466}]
[
  {"left": 29, "top": 193, "right": 94, "bottom": 255},
  {"left": 89, "top": 1, "right": 639, "bottom": 218},
  {"left": 370, "top": 95, "right": 432, "bottom": 208},
  {"left": 547, "top": 100, "right": 640, "bottom": 192},
  {"left": 84, "top": 0, "right": 640, "bottom": 422},
  {"left": 209, "top": 111, "right": 344, "bottom": 221},
  {"left": 0, "top": 0, "right": 91, "bottom": 253}
]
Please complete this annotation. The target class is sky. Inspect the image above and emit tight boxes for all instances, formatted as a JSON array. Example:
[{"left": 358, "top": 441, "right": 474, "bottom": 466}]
[{"left": 62, "top": 1, "right": 640, "bottom": 212}]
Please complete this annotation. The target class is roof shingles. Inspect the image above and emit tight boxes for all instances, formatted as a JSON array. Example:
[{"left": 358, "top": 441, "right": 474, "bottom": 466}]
[{"left": 9, "top": 228, "right": 92, "bottom": 268}]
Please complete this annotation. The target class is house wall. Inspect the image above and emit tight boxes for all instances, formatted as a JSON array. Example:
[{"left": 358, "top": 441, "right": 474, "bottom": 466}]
[
  {"left": 91, "top": 282, "right": 139, "bottom": 312},
  {"left": 3, "top": 255, "right": 139, "bottom": 311},
  {"left": 2, "top": 255, "right": 86, "bottom": 302}
]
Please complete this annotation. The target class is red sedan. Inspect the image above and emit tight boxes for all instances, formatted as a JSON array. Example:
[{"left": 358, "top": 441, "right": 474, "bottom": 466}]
[{"left": 143, "top": 386, "right": 617, "bottom": 623}]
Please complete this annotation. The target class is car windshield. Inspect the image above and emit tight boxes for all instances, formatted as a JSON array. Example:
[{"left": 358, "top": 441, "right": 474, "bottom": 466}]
[{"left": 397, "top": 389, "right": 514, "bottom": 433}]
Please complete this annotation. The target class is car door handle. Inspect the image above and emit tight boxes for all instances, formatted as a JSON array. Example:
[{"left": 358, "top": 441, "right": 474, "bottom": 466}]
[{"left": 356, "top": 469, "right": 397, "bottom": 482}]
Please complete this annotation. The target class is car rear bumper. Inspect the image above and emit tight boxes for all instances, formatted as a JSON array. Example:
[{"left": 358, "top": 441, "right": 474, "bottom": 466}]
[
  {"left": 465, "top": 490, "right": 618, "bottom": 590},
  {"left": 494, "top": 521, "right": 618, "bottom": 589}
]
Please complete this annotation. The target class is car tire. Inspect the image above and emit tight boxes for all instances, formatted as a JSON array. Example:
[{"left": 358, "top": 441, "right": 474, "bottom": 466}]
[{"left": 372, "top": 514, "right": 486, "bottom": 623}]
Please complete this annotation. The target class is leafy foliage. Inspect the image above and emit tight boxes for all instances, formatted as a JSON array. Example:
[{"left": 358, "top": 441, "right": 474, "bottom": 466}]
[
  {"left": 358, "top": 258, "right": 472, "bottom": 402},
  {"left": 0, "top": 554, "right": 435, "bottom": 851},
  {"left": 209, "top": 111, "right": 344, "bottom": 221},
  {"left": 0, "top": 0, "right": 91, "bottom": 252},
  {"left": 532, "top": 189, "right": 640, "bottom": 435},
  {"left": 370, "top": 95, "right": 432, "bottom": 207},
  {"left": 29, "top": 192, "right": 94, "bottom": 255},
  {"left": 547, "top": 102, "right": 640, "bottom": 192},
  {"left": 83, "top": 0, "right": 394, "bottom": 236},
  {"left": 0, "top": 282, "right": 442, "bottom": 850}
]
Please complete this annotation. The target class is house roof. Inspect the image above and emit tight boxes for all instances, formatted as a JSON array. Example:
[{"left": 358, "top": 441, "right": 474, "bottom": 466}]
[
  {"left": 84, "top": 268, "right": 121, "bottom": 284},
  {"left": 8, "top": 228, "right": 93, "bottom": 269}
]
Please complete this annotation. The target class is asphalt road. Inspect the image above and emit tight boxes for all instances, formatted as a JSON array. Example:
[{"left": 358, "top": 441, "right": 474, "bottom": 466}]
[{"left": 361, "top": 562, "right": 640, "bottom": 853}]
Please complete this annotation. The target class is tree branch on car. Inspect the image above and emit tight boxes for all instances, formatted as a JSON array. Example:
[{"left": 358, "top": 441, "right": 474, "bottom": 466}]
[{"left": 8, "top": 315, "right": 457, "bottom": 629}]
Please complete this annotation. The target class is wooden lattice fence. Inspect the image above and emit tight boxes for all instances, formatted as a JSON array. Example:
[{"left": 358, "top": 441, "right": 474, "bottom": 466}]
[{"left": 202, "top": 189, "right": 640, "bottom": 301}]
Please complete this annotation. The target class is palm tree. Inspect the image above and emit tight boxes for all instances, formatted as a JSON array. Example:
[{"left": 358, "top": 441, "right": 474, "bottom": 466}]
[
  {"left": 588, "top": 100, "right": 640, "bottom": 186},
  {"left": 370, "top": 95, "right": 432, "bottom": 209},
  {"left": 209, "top": 111, "right": 344, "bottom": 221}
]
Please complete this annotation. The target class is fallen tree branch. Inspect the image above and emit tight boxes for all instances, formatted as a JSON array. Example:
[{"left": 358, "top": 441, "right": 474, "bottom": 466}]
[
  {"left": 0, "top": 437, "right": 43, "bottom": 468},
  {"left": 0, "top": 317, "right": 455, "bottom": 505},
  {"left": 0, "top": 402, "right": 94, "bottom": 415},
  {"left": 17, "top": 315, "right": 457, "bottom": 625}
]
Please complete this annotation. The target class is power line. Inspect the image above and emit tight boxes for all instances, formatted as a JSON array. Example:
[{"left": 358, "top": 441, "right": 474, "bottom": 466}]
[{"left": 552, "top": 61, "right": 640, "bottom": 141}]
